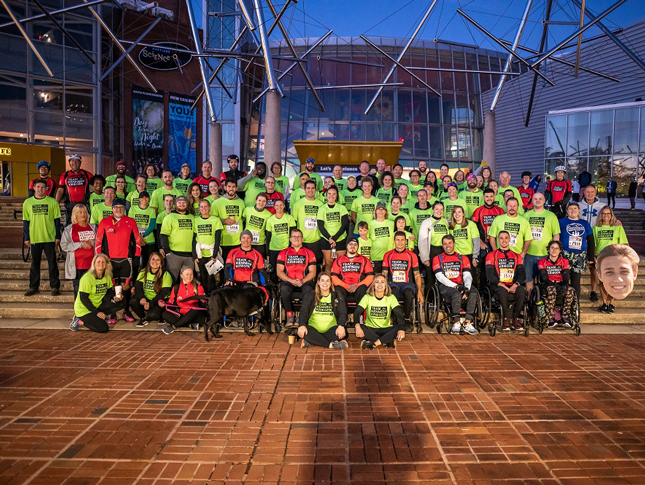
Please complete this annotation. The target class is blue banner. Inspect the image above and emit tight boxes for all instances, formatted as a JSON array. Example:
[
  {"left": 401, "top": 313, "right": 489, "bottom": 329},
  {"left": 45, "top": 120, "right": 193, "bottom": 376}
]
[{"left": 168, "top": 93, "right": 197, "bottom": 175}]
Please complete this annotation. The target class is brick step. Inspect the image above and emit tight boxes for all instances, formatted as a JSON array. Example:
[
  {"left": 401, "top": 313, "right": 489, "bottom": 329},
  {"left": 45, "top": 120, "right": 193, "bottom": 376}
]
[
  {"left": 0, "top": 302, "right": 74, "bottom": 319},
  {"left": 0, "top": 260, "right": 66, "bottom": 270},
  {"left": 0, "top": 290, "right": 74, "bottom": 303},
  {"left": 578, "top": 309, "right": 645, "bottom": 324},
  {"left": 579, "top": 297, "right": 645, "bottom": 308},
  {"left": 0, "top": 280, "right": 74, "bottom": 291},
  {"left": 0, "top": 269, "right": 69, "bottom": 280}
]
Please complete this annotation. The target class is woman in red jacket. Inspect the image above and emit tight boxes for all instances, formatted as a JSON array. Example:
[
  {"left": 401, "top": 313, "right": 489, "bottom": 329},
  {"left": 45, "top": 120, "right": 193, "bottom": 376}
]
[{"left": 161, "top": 265, "right": 207, "bottom": 334}]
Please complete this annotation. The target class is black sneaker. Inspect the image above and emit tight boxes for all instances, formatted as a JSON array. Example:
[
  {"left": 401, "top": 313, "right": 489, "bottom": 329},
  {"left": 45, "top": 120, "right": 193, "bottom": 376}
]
[
  {"left": 590, "top": 291, "right": 599, "bottom": 302},
  {"left": 608, "top": 304, "right": 615, "bottom": 313},
  {"left": 162, "top": 324, "right": 175, "bottom": 335},
  {"left": 384, "top": 341, "right": 396, "bottom": 349},
  {"left": 51, "top": 288, "right": 60, "bottom": 296},
  {"left": 301, "top": 340, "right": 313, "bottom": 349},
  {"left": 330, "top": 340, "right": 348, "bottom": 350},
  {"left": 24, "top": 288, "right": 39, "bottom": 297},
  {"left": 597, "top": 304, "right": 608, "bottom": 313},
  {"left": 136, "top": 320, "right": 149, "bottom": 328},
  {"left": 189, "top": 323, "right": 200, "bottom": 331},
  {"left": 361, "top": 340, "right": 376, "bottom": 350}
]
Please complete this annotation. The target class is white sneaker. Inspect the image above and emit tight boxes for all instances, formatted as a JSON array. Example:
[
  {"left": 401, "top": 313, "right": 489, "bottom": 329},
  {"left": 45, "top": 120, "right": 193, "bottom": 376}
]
[
  {"left": 464, "top": 323, "right": 477, "bottom": 335},
  {"left": 451, "top": 322, "right": 461, "bottom": 334}
]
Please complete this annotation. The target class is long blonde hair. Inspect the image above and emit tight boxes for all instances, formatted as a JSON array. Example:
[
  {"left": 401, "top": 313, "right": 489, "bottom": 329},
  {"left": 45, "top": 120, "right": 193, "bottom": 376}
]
[
  {"left": 449, "top": 206, "right": 468, "bottom": 229},
  {"left": 314, "top": 271, "right": 334, "bottom": 307},
  {"left": 90, "top": 253, "right": 113, "bottom": 280},
  {"left": 366, "top": 274, "right": 392, "bottom": 297},
  {"left": 70, "top": 204, "right": 90, "bottom": 225},
  {"left": 596, "top": 205, "right": 618, "bottom": 227}
]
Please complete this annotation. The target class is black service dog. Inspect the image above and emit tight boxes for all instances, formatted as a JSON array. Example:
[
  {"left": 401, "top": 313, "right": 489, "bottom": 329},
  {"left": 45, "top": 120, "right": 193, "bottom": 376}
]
[{"left": 202, "top": 283, "right": 275, "bottom": 341}]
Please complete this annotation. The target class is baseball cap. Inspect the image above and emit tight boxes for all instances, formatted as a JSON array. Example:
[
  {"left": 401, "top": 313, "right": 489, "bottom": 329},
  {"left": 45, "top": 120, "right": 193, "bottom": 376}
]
[
  {"left": 466, "top": 173, "right": 477, "bottom": 180},
  {"left": 112, "top": 198, "right": 126, "bottom": 207},
  {"left": 347, "top": 237, "right": 358, "bottom": 245}
]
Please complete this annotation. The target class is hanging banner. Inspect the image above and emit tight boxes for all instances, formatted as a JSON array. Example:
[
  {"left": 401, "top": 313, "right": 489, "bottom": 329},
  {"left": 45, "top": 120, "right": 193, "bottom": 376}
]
[
  {"left": 132, "top": 87, "right": 164, "bottom": 176},
  {"left": 168, "top": 93, "right": 197, "bottom": 175}
]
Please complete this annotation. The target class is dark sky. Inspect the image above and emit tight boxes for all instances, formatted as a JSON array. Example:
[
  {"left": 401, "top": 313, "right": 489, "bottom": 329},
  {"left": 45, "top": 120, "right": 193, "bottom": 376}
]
[{"left": 278, "top": 0, "right": 645, "bottom": 53}]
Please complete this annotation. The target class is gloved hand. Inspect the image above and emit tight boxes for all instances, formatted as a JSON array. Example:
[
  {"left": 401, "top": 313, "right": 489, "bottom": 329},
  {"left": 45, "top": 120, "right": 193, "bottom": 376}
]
[
  {"left": 456, "top": 284, "right": 467, "bottom": 293},
  {"left": 265, "top": 262, "right": 273, "bottom": 273}
]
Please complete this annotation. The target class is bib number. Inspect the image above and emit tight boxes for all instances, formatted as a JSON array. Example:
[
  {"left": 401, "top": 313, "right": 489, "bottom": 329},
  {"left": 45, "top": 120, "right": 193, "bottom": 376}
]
[
  {"left": 227, "top": 222, "right": 239, "bottom": 234},
  {"left": 531, "top": 227, "right": 542, "bottom": 241},
  {"left": 500, "top": 268, "right": 514, "bottom": 284},
  {"left": 392, "top": 270, "right": 406, "bottom": 283},
  {"left": 509, "top": 232, "right": 518, "bottom": 247},
  {"left": 251, "top": 231, "right": 260, "bottom": 244},
  {"left": 138, "top": 226, "right": 146, "bottom": 236},
  {"left": 305, "top": 217, "right": 317, "bottom": 231},
  {"left": 569, "top": 236, "right": 582, "bottom": 250},
  {"left": 445, "top": 269, "right": 459, "bottom": 280}
]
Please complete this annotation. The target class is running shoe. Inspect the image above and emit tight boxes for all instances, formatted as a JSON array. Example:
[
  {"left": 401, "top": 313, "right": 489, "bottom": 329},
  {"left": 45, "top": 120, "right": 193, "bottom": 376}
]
[
  {"left": 547, "top": 319, "right": 558, "bottom": 329},
  {"left": 562, "top": 318, "right": 572, "bottom": 329},
  {"left": 69, "top": 316, "right": 81, "bottom": 332},
  {"left": 502, "top": 319, "right": 511, "bottom": 332},
  {"left": 590, "top": 291, "right": 598, "bottom": 302},
  {"left": 330, "top": 340, "right": 348, "bottom": 350},
  {"left": 162, "top": 324, "right": 175, "bottom": 335},
  {"left": 384, "top": 341, "right": 397, "bottom": 348},
  {"left": 136, "top": 320, "right": 149, "bottom": 328},
  {"left": 123, "top": 312, "right": 135, "bottom": 323},
  {"left": 597, "top": 304, "right": 609, "bottom": 313},
  {"left": 301, "top": 339, "right": 313, "bottom": 349},
  {"left": 360, "top": 340, "right": 376, "bottom": 350},
  {"left": 450, "top": 322, "right": 461, "bottom": 334},
  {"left": 608, "top": 304, "right": 615, "bottom": 313},
  {"left": 107, "top": 314, "right": 116, "bottom": 325}
]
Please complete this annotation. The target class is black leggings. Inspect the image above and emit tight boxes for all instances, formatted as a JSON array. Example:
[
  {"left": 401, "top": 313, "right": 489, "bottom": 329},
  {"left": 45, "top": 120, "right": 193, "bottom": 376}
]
[
  {"left": 607, "top": 193, "right": 616, "bottom": 208},
  {"left": 79, "top": 298, "right": 126, "bottom": 333},
  {"left": 303, "top": 325, "right": 341, "bottom": 348},
  {"left": 425, "top": 245, "right": 443, "bottom": 288},
  {"left": 280, "top": 281, "right": 314, "bottom": 312},
  {"left": 162, "top": 308, "right": 207, "bottom": 328},
  {"left": 130, "top": 298, "right": 164, "bottom": 321},
  {"left": 495, "top": 286, "right": 527, "bottom": 320},
  {"left": 570, "top": 272, "right": 582, "bottom": 299},
  {"left": 197, "top": 257, "right": 217, "bottom": 294},
  {"left": 360, "top": 324, "right": 403, "bottom": 345}
]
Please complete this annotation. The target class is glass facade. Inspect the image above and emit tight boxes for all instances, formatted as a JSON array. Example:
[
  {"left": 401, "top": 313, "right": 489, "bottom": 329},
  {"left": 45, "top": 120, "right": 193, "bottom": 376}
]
[
  {"left": 243, "top": 38, "right": 509, "bottom": 174},
  {"left": 545, "top": 101, "right": 645, "bottom": 197},
  {"left": 0, "top": 0, "right": 106, "bottom": 172}
]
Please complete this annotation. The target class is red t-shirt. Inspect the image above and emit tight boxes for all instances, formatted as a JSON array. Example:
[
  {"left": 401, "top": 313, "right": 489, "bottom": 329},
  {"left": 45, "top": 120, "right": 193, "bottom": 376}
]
[
  {"left": 193, "top": 176, "right": 220, "bottom": 197},
  {"left": 517, "top": 186, "right": 535, "bottom": 209},
  {"left": 383, "top": 249, "right": 419, "bottom": 284},
  {"left": 29, "top": 177, "right": 57, "bottom": 197},
  {"left": 546, "top": 179, "right": 572, "bottom": 204},
  {"left": 485, "top": 249, "right": 523, "bottom": 287},
  {"left": 265, "top": 192, "right": 285, "bottom": 214},
  {"left": 432, "top": 252, "right": 470, "bottom": 285},
  {"left": 538, "top": 256, "right": 569, "bottom": 283},
  {"left": 59, "top": 169, "right": 92, "bottom": 204},
  {"left": 226, "top": 247, "right": 265, "bottom": 282},
  {"left": 471, "top": 205, "right": 505, "bottom": 237},
  {"left": 71, "top": 224, "right": 96, "bottom": 270},
  {"left": 331, "top": 254, "right": 373, "bottom": 286},
  {"left": 276, "top": 246, "right": 315, "bottom": 280}
]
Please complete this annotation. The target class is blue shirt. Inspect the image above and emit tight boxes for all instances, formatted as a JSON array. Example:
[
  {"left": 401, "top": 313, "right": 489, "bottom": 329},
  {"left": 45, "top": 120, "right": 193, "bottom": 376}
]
[{"left": 559, "top": 217, "right": 593, "bottom": 253}]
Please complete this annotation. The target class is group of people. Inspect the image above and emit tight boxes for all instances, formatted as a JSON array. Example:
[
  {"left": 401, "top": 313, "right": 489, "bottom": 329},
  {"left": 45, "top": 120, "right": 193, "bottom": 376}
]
[{"left": 22, "top": 155, "right": 638, "bottom": 348}]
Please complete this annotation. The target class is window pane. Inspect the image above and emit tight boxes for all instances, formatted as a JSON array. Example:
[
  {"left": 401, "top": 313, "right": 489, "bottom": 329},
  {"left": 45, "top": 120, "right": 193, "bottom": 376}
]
[
  {"left": 566, "top": 157, "right": 587, "bottom": 183},
  {"left": 614, "top": 107, "right": 638, "bottom": 154},
  {"left": 590, "top": 109, "right": 612, "bottom": 155},
  {"left": 545, "top": 159, "right": 564, "bottom": 179},
  {"left": 640, "top": 107, "right": 645, "bottom": 153},
  {"left": 0, "top": 79, "right": 26, "bottom": 139},
  {"left": 612, "top": 154, "right": 637, "bottom": 196},
  {"left": 589, "top": 156, "right": 611, "bottom": 195},
  {"left": 566, "top": 112, "right": 589, "bottom": 157},
  {"left": 34, "top": 111, "right": 63, "bottom": 141},
  {"left": 545, "top": 115, "right": 566, "bottom": 158},
  {"left": 429, "top": 126, "right": 442, "bottom": 159}
]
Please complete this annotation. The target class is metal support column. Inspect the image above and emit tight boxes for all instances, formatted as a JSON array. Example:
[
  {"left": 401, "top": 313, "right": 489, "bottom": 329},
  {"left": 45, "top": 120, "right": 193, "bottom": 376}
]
[
  {"left": 252, "top": 0, "right": 282, "bottom": 95},
  {"left": 186, "top": 0, "right": 216, "bottom": 121}
]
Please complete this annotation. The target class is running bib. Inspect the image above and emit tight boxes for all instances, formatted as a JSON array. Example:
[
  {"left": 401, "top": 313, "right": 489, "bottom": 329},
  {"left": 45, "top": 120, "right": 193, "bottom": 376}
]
[
  {"left": 569, "top": 236, "right": 582, "bottom": 250},
  {"left": 500, "top": 268, "right": 514, "bottom": 284},
  {"left": 251, "top": 231, "right": 260, "bottom": 244},
  {"left": 138, "top": 226, "right": 146, "bottom": 236},
  {"left": 509, "top": 232, "right": 518, "bottom": 247},
  {"left": 227, "top": 222, "right": 240, "bottom": 233},
  {"left": 445, "top": 269, "right": 459, "bottom": 280},
  {"left": 305, "top": 217, "right": 317, "bottom": 231},
  {"left": 531, "top": 227, "right": 543, "bottom": 241},
  {"left": 392, "top": 270, "right": 406, "bottom": 283},
  {"left": 78, "top": 230, "right": 94, "bottom": 242}
]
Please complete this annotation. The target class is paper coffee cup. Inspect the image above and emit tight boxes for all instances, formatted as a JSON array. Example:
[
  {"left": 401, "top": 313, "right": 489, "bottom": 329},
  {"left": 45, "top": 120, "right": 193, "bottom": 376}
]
[
  {"left": 288, "top": 335, "right": 296, "bottom": 345},
  {"left": 115, "top": 285, "right": 123, "bottom": 298}
]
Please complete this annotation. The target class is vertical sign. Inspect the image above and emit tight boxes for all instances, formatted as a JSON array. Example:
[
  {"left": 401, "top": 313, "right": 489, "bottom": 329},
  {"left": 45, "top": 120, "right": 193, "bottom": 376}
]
[
  {"left": 132, "top": 87, "right": 164, "bottom": 176},
  {"left": 168, "top": 93, "right": 197, "bottom": 174}
]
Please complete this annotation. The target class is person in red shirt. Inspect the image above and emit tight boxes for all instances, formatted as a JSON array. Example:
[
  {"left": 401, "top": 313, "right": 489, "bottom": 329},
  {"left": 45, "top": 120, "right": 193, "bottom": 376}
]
[
  {"left": 193, "top": 160, "right": 220, "bottom": 196},
  {"left": 161, "top": 266, "right": 207, "bottom": 335},
  {"left": 29, "top": 161, "right": 57, "bottom": 197},
  {"left": 276, "top": 228, "right": 317, "bottom": 326},
  {"left": 56, "top": 154, "right": 92, "bottom": 222},
  {"left": 264, "top": 177, "right": 285, "bottom": 214},
  {"left": 485, "top": 230, "right": 527, "bottom": 332},
  {"left": 60, "top": 204, "right": 96, "bottom": 299},
  {"left": 96, "top": 198, "right": 141, "bottom": 323},
  {"left": 433, "top": 235, "right": 479, "bottom": 334},
  {"left": 546, "top": 166, "right": 572, "bottom": 218},
  {"left": 220, "top": 154, "right": 247, "bottom": 185},
  {"left": 517, "top": 171, "right": 535, "bottom": 210},
  {"left": 225, "top": 230, "right": 267, "bottom": 286},
  {"left": 383, "top": 232, "right": 424, "bottom": 328},
  {"left": 538, "top": 239, "right": 577, "bottom": 329},
  {"left": 472, "top": 189, "right": 505, "bottom": 246},
  {"left": 331, "top": 237, "right": 374, "bottom": 306}
]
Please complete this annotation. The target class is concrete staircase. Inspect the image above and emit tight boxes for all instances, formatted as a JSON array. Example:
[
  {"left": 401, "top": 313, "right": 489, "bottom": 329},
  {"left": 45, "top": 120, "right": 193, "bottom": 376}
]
[{"left": 614, "top": 209, "right": 645, "bottom": 236}]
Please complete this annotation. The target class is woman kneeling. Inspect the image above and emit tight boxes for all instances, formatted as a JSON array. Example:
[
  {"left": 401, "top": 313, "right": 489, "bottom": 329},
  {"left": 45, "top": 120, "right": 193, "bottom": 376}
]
[
  {"left": 131, "top": 252, "right": 173, "bottom": 327},
  {"left": 354, "top": 274, "right": 405, "bottom": 349},
  {"left": 71, "top": 254, "right": 125, "bottom": 333},
  {"left": 298, "top": 272, "right": 348, "bottom": 349}
]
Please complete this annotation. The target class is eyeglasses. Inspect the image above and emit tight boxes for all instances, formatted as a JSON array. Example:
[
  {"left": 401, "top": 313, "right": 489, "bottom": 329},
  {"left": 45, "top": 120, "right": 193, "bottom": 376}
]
[{"left": 290, "top": 235, "right": 303, "bottom": 239}]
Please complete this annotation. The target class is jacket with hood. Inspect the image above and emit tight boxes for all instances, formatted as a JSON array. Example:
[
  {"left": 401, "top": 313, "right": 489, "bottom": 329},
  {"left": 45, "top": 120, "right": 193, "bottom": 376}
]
[{"left": 579, "top": 197, "right": 605, "bottom": 227}]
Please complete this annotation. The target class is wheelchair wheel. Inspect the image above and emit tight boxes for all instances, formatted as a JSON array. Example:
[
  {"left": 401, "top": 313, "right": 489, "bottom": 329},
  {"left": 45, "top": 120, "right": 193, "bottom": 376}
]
[
  {"left": 414, "top": 300, "right": 423, "bottom": 334},
  {"left": 489, "top": 325, "right": 496, "bottom": 337},
  {"left": 22, "top": 241, "right": 30, "bottom": 262},
  {"left": 522, "top": 301, "right": 530, "bottom": 337},
  {"left": 425, "top": 286, "right": 438, "bottom": 329},
  {"left": 575, "top": 324, "right": 581, "bottom": 336},
  {"left": 479, "top": 286, "right": 492, "bottom": 328},
  {"left": 473, "top": 289, "right": 483, "bottom": 331},
  {"left": 270, "top": 297, "right": 281, "bottom": 334},
  {"left": 571, "top": 295, "right": 581, "bottom": 327}
]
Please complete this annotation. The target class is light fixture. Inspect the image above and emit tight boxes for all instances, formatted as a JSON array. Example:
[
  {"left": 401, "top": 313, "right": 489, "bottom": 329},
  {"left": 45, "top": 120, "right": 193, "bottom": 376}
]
[{"left": 19, "top": 134, "right": 24, "bottom": 137}]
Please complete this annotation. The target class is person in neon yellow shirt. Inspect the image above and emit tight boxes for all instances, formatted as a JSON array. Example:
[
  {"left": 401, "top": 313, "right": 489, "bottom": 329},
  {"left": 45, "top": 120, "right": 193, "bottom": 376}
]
[
  {"left": 488, "top": 198, "right": 532, "bottom": 257},
  {"left": 368, "top": 202, "right": 395, "bottom": 273},
  {"left": 270, "top": 161, "right": 291, "bottom": 199},
  {"left": 351, "top": 178, "right": 377, "bottom": 228},
  {"left": 376, "top": 171, "right": 396, "bottom": 206},
  {"left": 354, "top": 274, "right": 405, "bottom": 349}
]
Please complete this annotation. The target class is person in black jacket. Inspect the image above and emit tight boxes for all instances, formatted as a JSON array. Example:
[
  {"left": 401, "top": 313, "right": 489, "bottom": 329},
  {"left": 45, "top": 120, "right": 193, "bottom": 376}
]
[
  {"left": 130, "top": 252, "right": 174, "bottom": 327},
  {"left": 297, "top": 272, "right": 348, "bottom": 349}
]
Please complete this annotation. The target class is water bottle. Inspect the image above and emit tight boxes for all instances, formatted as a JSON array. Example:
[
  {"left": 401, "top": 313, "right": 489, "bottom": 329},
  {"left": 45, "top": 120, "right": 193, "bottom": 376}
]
[
  {"left": 331, "top": 247, "right": 337, "bottom": 259},
  {"left": 536, "top": 299, "right": 546, "bottom": 320}
]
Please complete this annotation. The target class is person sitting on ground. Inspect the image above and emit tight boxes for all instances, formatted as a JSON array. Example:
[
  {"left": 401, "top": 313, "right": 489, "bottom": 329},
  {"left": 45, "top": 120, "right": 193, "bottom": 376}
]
[
  {"left": 297, "top": 272, "right": 348, "bottom": 350},
  {"left": 70, "top": 254, "right": 125, "bottom": 333},
  {"left": 593, "top": 206, "right": 628, "bottom": 314},
  {"left": 486, "top": 231, "right": 527, "bottom": 332},
  {"left": 538, "top": 240, "right": 577, "bottom": 329},
  {"left": 331, "top": 237, "right": 374, "bottom": 309},
  {"left": 276, "top": 228, "right": 317, "bottom": 326},
  {"left": 383, "top": 231, "right": 424, "bottom": 330},
  {"left": 354, "top": 274, "right": 406, "bottom": 350},
  {"left": 161, "top": 266, "right": 207, "bottom": 335},
  {"left": 433, "top": 234, "right": 479, "bottom": 334},
  {"left": 225, "top": 230, "right": 267, "bottom": 286},
  {"left": 131, "top": 252, "right": 173, "bottom": 327}
]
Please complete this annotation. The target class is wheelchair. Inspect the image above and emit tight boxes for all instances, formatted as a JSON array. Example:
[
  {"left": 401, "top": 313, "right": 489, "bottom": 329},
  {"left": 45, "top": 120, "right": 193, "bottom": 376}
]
[
  {"left": 425, "top": 284, "right": 487, "bottom": 335},
  {"left": 530, "top": 284, "right": 581, "bottom": 335},
  {"left": 391, "top": 285, "right": 424, "bottom": 334},
  {"left": 486, "top": 286, "right": 531, "bottom": 337}
]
